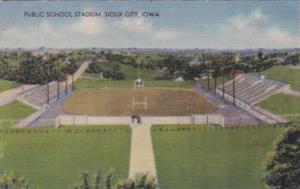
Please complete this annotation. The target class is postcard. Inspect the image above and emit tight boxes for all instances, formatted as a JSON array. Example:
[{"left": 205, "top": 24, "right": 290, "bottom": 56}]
[{"left": 0, "top": 1, "right": 299, "bottom": 189}]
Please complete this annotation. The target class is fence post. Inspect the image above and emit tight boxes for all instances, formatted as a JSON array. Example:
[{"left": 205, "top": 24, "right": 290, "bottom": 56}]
[
  {"left": 206, "top": 114, "right": 209, "bottom": 125},
  {"left": 55, "top": 117, "right": 59, "bottom": 128}
]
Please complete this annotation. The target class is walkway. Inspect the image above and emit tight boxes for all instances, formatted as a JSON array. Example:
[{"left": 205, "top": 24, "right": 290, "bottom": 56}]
[{"left": 129, "top": 123, "right": 157, "bottom": 179}]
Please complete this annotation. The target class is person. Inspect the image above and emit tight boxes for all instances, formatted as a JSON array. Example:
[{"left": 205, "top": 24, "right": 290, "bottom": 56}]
[
  {"left": 137, "top": 115, "right": 142, "bottom": 124},
  {"left": 131, "top": 115, "right": 136, "bottom": 124}
]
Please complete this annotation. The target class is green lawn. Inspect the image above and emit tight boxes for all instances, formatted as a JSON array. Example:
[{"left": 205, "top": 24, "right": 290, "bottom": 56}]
[
  {"left": 0, "top": 100, "right": 36, "bottom": 128},
  {"left": 0, "top": 125, "right": 131, "bottom": 189},
  {"left": 152, "top": 125, "right": 285, "bottom": 189},
  {"left": 119, "top": 64, "right": 158, "bottom": 80},
  {"left": 258, "top": 93, "right": 300, "bottom": 122},
  {"left": 0, "top": 79, "right": 19, "bottom": 93},
  {"left": 75, "top": 78, "right": 197, "bottom": 90},
  {"left": 262, "top": 66, "right": 300, "bottom": 91}
]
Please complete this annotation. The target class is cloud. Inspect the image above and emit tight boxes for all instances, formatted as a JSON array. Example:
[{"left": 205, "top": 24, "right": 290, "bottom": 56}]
[
  {"left": 116, "top": 18, "right": 178, "bottom": 41},
  {"left": 118, "top": 18, "right": 152, "bottom": 33},
  {"left": 0, "top": 17, "right": 107, "bottom": 48},
  {"left": 69, "top": 17, "right": 105, "bottom": 35},
  {"left": 220, "top": 8, "right": 300, "bottom": 48},
  {"left": 0, "top": 16, "right": 178, "bottom": 48},
  {"left": 227, "top": 8, "right": 267, "bottom": 31},
  {"left": 0, "top": 7, "right": 299, "bottom": 49}
]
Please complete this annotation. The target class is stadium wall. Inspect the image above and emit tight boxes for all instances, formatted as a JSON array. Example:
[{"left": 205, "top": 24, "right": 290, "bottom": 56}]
[{"left": 57, "top": 114, "right": 226, "bottom": 126}]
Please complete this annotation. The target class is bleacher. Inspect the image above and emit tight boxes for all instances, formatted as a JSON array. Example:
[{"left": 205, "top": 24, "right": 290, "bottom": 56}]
[
  {"left": 19, "top": 81, "right": 70, "bottom": 108},
  {"left": 217, "top": 74, "right": 287, "bottom": 105}
]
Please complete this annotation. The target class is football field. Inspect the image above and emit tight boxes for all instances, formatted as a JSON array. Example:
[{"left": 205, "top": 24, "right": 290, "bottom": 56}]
[{"left": 64, "top": 88, "right": 215, "bottom": 116}]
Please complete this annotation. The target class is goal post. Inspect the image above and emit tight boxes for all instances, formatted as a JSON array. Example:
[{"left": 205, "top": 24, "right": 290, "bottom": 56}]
[{"left": 132, "top": 96, "right": 148, "bottom": 111}]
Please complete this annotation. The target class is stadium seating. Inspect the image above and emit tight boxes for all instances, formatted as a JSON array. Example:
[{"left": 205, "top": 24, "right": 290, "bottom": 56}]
[
  {"left": 217, "top": 74, "right": 287, "bottom": 105},
  {"left": 19, "top": 81, "right": 70, "bottom": 108}
]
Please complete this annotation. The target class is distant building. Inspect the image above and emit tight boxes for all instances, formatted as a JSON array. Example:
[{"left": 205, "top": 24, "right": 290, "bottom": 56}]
[
  {"left": 175, "top": 76, "right": 184, "bottom": 82},
  {"left": 97, "top": 56, "right": 108, "bottom": 62},
  {"left": 200, "top": 72, "right": 213, "bottom": 80},
  {"left": 189, "top": 57, "right": 204, "bottom": 65}
]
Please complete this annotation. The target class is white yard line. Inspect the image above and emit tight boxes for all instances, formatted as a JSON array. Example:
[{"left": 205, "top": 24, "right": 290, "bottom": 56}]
[{"left": 129, "top": 123, "right": 157, "bottom": 179}]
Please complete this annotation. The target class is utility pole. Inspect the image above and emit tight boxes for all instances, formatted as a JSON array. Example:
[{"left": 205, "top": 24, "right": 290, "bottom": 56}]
[
  {"left": 222, "top": 66, "right": 225, "bottom": 99},
  {"left": 72, "top": 73, "right": 75, "bottom": 90},
  {"left": 214, "top": 62, "right": 217, "bottom": 93},
  {"left": 47, "top": 64, "right": 50, "bottom": 105},
  {"left": 65, "top": 71, "right": 68, "bottom": 94},
  {"left": 232, "top": 69, "right": 236, "bottom": 106},
  {"left": 205, "top": 55, "right": 210, "bottom": 90},
  {"left": 57, "top": 63, "right": 60, "bottom": 100},
  {"left": 247, "top": 61, "right": 250, "bottom": 73}
]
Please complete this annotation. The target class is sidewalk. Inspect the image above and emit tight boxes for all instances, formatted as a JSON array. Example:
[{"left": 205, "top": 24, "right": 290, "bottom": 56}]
[{"left": 129, "top": 123, "right": 157, "bottom": 179}]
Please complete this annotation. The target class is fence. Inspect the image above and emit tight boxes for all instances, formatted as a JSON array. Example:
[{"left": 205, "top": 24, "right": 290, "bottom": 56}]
[
  {"left": 57, "top": 114, "right": 227, "bottom": 127},
  {"left": 0, "top": 96, "right": 17, "bottom": 107},
  {"left": 57, "top": 115, "right": 131, "bottom": 126}
]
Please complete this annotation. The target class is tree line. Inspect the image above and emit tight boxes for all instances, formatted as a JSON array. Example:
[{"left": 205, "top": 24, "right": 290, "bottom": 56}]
[
  {"left": 0, "top": 52, "right": 81, "bottom": 84},
  {"left": 104, "top": 51, "right": 300, "bottom": 81},
  {"left": 86, "top": 61, "right": 125, "bottom": 80}
]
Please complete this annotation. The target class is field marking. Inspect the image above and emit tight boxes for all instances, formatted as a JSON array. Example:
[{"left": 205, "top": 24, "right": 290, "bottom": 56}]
[{"left": 129, "top": 123, "right": 157, "bottom": 179}]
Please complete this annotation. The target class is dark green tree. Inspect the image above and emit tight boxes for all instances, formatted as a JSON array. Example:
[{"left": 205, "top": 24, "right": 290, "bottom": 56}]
[
  {"left": 0, "top": 171, "right": 29, "bottom": 189},
  {"left": 263, "top": 127, "right": 300, "bottom": 189},
  {"left": 115, "top": 173, "right": 158, "bottom": 189}
]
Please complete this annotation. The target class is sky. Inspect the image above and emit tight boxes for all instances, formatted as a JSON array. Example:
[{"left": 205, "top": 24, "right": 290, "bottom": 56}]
[{"left": 0, "top": 1, "right": 299, "bottom": 49}]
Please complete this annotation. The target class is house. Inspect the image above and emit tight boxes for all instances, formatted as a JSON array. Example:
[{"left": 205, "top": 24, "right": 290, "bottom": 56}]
[{"left": 175, "top": 76, "right": 184, "bottom": 82}]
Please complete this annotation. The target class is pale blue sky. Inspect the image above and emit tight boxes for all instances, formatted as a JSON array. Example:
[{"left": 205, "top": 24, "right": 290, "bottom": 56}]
[{"left": 0, "top": 1, "right": 299, "bottom": 49}]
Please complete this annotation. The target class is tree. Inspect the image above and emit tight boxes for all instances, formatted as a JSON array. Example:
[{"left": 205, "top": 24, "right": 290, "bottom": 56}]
[
  {"left": 115, "top": 173, "right": 158, "bottom": 189},
  {"left": 263, "top": 127, "right": 300, "bottom": 189},
  {"left": 86, "top": 61, "right": 103, "bottom": 74},
  {"left": 0, "top": 171, "right": 29, "bottom": 189},
  {"left": 72, "top": 170, "right": 113, "bottom": 189}
]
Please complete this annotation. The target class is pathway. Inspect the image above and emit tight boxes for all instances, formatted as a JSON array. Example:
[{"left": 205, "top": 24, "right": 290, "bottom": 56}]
[{"left": 129, "top": 123, "right": 157, "bottom": 179}]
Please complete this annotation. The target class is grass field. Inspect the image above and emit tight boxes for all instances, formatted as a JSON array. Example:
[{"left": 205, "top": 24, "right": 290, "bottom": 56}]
[
  {"left": 0, "top": 125, "right": 131, "bottom": 189},
  {"left": 152, "top": 125, "right": 286, "bottom": 189},
  {"left": 0, "top": 79, "right": 19, "bottom": 93},
  {"left": 64, "top": 88, "right": 215, "bottom": 116},
  {"left": 258, "top": 93, "right": 300, "bottom": 121},
  {"left": 262, "top": 66, "right": 300, "bottom": 91},
  {"left": 0, "top": 100, "right": 36, "bottom": 128}
]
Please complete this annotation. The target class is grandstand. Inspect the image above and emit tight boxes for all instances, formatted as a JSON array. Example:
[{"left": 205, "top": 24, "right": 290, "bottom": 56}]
[
  {"left": 18, "top": 81, "right": 71, "bottom": 109},
  {"left": 216, "top": 74, "right": 288, "bottom": 107},
  {"left": 17, "top": 61, "right": 90, "bottom": 110}
]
